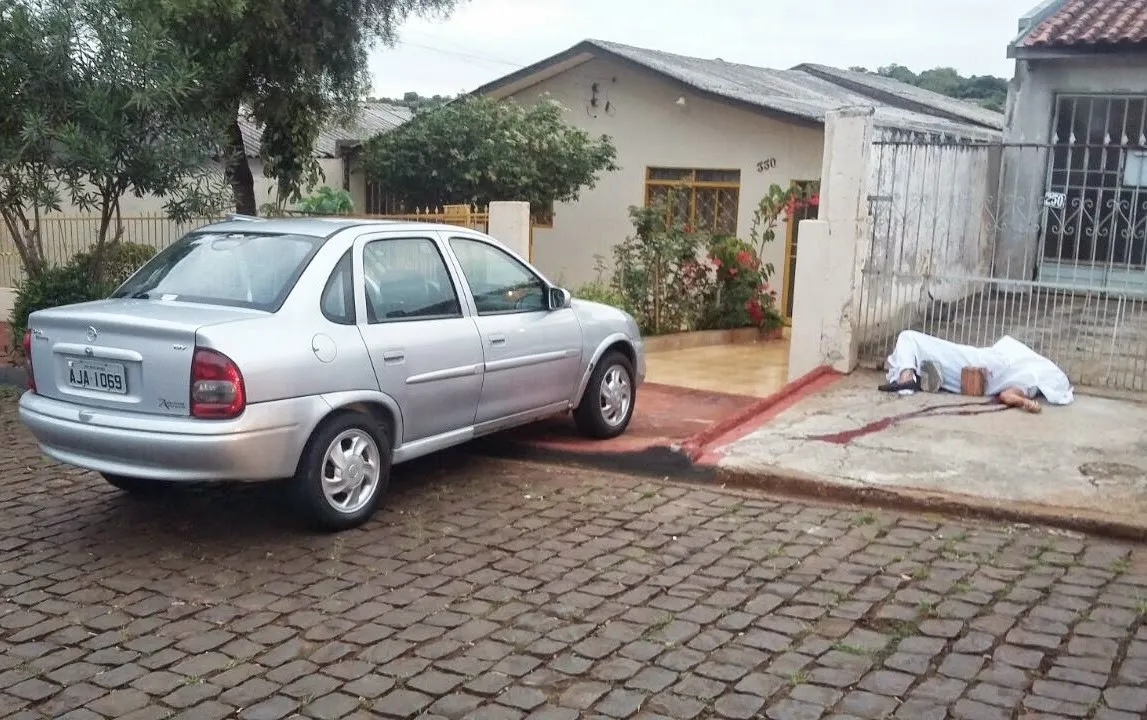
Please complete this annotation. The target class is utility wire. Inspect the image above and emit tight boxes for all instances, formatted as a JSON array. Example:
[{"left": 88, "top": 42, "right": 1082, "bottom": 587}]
[{"left": 394, "top": 39, "right": 527, "bottom": 69}]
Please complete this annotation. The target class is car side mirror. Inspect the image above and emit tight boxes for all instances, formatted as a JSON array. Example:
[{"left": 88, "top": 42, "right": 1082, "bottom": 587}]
[{"left": 548, "top": 286, "right": 572, "bottom": 310}]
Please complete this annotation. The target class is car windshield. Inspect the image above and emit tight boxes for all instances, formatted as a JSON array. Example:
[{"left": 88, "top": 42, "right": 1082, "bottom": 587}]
[{"left": 111, "top": 232, "right": 323, "bottom": 311}]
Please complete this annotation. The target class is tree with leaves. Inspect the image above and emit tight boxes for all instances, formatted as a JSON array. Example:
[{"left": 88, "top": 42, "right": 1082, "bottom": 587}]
[
  {"left": 0, "top": 0, "right": 228, "bottom": 282},
  {"left": 371, "top": 91, "right": 457, "bottom": 113},
  {"left": 359, "top": 96, "right": 619, "bottom": 213},
  {"left": 158, "top": 0, "right": 463, "bottom": 216},
  {"left": 849, "top": 64, "right": 1008, "bottom": 112}
]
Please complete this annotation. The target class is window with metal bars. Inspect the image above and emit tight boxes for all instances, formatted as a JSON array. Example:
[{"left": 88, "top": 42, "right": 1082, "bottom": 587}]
[
  {"left": 644, "top": 167, "right": 741, "bottom": 235},
  {"left": 1042, "top": 94, "right": 1147, "bottom": 269}
]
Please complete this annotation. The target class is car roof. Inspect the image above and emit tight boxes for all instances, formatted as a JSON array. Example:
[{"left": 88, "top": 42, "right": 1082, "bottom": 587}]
[{"left": 196, "top": 216, "right": 485, "bottom": 239}]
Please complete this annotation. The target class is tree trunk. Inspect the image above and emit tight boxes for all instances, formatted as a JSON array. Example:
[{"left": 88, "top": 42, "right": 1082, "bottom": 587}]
[{"left": 225, "top": 116, "right": 257, "bottom": 215}]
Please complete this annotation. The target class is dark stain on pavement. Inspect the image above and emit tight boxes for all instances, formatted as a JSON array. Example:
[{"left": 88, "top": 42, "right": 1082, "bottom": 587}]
[{"left": 808, "top": 399, "right": 1007, "bottom": 444}]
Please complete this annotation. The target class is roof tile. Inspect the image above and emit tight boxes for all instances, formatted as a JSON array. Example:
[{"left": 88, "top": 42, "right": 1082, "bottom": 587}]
[
  {"left": 585, "top": 40, "right": 1002, "bottom": 138},
  {"left": 1024, "top": 0, "right": 1147, "bottom": 47},
  {"left": 238, "top": 101, "right": 412, "bottom": 158}
]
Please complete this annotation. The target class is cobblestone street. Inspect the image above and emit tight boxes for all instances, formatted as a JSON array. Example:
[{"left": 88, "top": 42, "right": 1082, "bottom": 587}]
[{"left": 1, "top": 398, "right": 1147, "bottom": 720}]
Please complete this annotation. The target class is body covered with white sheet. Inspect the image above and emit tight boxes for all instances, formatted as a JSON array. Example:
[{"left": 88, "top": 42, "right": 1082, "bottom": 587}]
[{"left": 885, "top": 330, "right": 1074, "bottom": 405}]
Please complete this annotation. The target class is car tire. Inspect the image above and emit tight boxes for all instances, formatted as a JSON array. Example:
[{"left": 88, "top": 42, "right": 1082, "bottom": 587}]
[
  {"left": 101, "top": 473, "right": 173, "bottom": 497},
  {"left": 574, "top": 350, "right": 636, "bottom": 439},
  {"left": 292, "top": 411, "right": 391, "bottom": 532}
]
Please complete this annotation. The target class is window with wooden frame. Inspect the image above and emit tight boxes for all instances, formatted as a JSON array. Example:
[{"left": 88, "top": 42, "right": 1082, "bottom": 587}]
[{"left": 644, "top": 167, "right": 741, "bottom": 235}]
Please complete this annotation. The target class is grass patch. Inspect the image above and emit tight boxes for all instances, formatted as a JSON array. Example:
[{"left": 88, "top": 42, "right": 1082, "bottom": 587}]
[
  {"left": 831, "top": 642, "right": 871, "bottom": 656},
  {"left": 1134, "top": 597, "right": 1147, "bottom": 618}
]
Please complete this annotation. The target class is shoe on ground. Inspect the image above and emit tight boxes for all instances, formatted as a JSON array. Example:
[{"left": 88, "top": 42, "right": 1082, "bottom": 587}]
[
  {"left": 878, "top": 375, "right": 921, "bottom": 393},
  {"left": 919, "top": 361, "right": 942, "bottom": 393}
]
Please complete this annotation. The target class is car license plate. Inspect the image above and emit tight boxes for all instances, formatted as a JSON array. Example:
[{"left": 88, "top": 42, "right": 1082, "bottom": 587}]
[{"left": 67, "top": 359, "right": 127, "bottom": 394}]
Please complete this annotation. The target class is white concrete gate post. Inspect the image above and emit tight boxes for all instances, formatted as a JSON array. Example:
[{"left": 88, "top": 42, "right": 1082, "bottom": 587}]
[
  {"left": 786, "top": 107, "right": 875, "bottom": 381},
  {"left": 487, "top": 201, "right": 532, "bottom": 261}
]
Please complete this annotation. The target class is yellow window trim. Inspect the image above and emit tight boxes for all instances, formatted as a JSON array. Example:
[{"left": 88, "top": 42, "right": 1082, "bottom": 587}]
[{"left": 643, "top": 166, "right": 742, "bottom": 235}]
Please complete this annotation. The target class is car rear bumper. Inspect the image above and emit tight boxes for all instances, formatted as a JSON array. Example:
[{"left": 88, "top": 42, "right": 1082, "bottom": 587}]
[{"left": 18, "top": 391, "right": 323, "bottom": 482}]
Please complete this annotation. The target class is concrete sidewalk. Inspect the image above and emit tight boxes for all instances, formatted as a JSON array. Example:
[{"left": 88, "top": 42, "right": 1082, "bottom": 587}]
[{"left": 704, "top": 369, "right": 1147, "bottom": 537}]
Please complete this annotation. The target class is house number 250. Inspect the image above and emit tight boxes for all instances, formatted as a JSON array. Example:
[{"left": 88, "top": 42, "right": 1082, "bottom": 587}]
[{"left": 756, "top": 158, "right": 777, "bottom": 173}]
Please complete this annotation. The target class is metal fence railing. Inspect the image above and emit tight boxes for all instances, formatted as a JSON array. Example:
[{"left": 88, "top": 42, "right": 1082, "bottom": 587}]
[
  {"left": 0, "top": 214, "right": 224, "bottom": 287},
  {"left": 856, "top": 138, "right": 1147, "bottom": 393},
  {"left": 0, "top": 207, "right": 496, "bottom": 288}
]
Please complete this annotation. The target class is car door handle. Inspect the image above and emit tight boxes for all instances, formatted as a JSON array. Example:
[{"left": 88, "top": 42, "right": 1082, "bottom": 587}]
[
  {"left": 489, "top": 334, "right": 506, "bottom": 346},
  {"left": 382, "top": 350, "right": 405, "bottom": 364}
]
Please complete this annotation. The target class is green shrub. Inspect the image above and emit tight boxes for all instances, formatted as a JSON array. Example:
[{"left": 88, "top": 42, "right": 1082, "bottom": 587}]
[
  {"left": 698, "top": 235, "right": 782, "bottom": 332},
  {"left": 613, "top": 199, "right": 711, "bottom": 335},
  {"left": 9, "top": 242, "right": 157, "bottom": 354},
  {"left": 573, "top": 278, "right": 628, "bottom": 310},
  {"left": 296, "top": 186, "right": 354, "bottom": 215}
]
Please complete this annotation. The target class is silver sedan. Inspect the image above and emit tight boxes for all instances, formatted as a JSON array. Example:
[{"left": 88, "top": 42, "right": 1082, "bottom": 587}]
[{"left": 18, "top": 217, "right": 645, "bottom": 531}]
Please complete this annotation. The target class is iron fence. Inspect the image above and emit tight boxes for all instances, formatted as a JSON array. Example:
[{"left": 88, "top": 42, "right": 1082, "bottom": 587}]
[
  {"left": 856, "top": 133, "right": 1147, "bottom": 393},
  {"left": 0, "top": 214, "right": 224, "bottom": 287},
  {"left": 0, "top": 207, "right": 494, "bottom": 288}
]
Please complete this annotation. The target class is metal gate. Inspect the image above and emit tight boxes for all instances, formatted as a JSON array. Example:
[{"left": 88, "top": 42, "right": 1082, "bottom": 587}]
[{"left": 855, "top": 122, "right": 1147, "bottom": 393}]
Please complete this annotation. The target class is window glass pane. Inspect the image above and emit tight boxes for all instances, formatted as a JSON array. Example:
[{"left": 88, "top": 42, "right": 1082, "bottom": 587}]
[
  {"left": 695, "top": 188, "right": 719, "bottom": 232},
  {"left": 362, "top": 238, "right": 461, "bottom": 323},
  {"left": 716, "top": 188, "right": 739, "bottom": 234},
  {"left": 112, "top": 232, "right": 321, "bottom": 311},
  {"left": 647, "top": 167, "right": 692, "bottom": 182},
  {"left": 321, "top": 250, "right": 354, "bottom": 324},
  {"left": 696, "top": 169, "right": 740, "bottom": 183},
  {"left": 449, "top": 238, "right": 546, "bottom": 314}
]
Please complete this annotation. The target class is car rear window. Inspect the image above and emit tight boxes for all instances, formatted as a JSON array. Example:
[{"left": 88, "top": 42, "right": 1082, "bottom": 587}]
[{"left": 112, "top": 232, "right": 324, "bottom": 311}]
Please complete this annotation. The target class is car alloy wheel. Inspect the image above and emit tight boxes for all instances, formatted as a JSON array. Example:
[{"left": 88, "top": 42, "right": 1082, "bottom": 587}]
[{"left": 320, "top": 428, "right": 382, "bottom": 515}]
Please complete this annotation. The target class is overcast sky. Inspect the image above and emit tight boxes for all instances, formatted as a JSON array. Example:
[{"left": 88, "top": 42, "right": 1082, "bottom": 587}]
[{"left": 365, "top": 0, "right": 1040, "bottom": 99}]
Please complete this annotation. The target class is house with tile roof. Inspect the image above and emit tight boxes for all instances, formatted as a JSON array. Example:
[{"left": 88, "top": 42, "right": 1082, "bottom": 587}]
[
  {"left": 1003, "top": 0, "right": 1147, "bottom": 290},
  {"left": 473, "top": 40, "right": 1003, "bottom": 312}
]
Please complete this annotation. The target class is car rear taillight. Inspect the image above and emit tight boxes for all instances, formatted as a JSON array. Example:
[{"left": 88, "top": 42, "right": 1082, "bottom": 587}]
[
  {"left": 190, "top": 347, "right": 245, "bottom": 419},
  {"left": 22, "top": 329, "right": 35, "bottom": 392}
]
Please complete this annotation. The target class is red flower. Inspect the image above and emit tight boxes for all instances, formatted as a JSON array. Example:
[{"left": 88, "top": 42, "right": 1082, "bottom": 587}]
[
  {"left": 710, "top": 256, "right": 722, "bottom": 268},
  {"left": 745, "top": 298, "right": 764, "bottom": 325},
  {"left": 808, "top": 193, "right": 820, "bottom": 206}
]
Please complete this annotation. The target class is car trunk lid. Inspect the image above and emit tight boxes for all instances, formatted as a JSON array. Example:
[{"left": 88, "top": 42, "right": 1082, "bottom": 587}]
[{"left": 26, "top": 299, "right": 263, "bottom": 417}]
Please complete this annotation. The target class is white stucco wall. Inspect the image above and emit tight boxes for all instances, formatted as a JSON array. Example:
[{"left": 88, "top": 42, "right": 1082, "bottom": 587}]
[
  {"left": 64, "top": 157, "right": 349, "bottom": 216},
  {"left": 998, "top": 52, "right": 1147, "bottom": 280},
  {"left": 505, "top": 56, "right": 826, "bottom": 289}
]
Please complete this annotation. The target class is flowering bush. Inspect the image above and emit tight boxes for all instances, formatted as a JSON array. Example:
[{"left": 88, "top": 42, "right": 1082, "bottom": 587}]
[
  {"left": 590, "top": 182, "right": 818, "bottom": 336},
  {"left": 699, "top": 235, "right": 782, "bottom": 332},
  {"left": 750, "top": 181, "right": 821, "bottom": 260},
  {"left": 612, "top": 195, "right": 711, "bottom": 335}
]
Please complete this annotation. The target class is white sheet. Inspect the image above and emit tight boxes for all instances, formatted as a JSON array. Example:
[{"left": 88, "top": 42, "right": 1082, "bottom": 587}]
[{"left": 885, "top": 330, "right": 1074, "bottom": 405}]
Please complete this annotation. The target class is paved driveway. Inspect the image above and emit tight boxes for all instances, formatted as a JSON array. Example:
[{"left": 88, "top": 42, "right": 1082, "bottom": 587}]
[{"left": 1, "top": 396, "right": 1147, "bottom": 720}]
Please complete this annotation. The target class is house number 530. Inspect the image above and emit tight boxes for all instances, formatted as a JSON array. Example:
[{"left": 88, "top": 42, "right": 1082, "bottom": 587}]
[{"left": 756, "top": 158, "right": 777, "bottom": 173}]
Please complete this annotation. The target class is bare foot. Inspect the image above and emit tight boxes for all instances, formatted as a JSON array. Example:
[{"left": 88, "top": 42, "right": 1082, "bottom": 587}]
[{"left": 999, "top": 387, "right": 1041, "bottom": 413}]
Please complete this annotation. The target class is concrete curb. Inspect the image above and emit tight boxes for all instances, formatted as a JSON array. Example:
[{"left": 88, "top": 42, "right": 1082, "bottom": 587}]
[
  {"left": 479, "top": 367, "right": 842, "bottom": 480},
  {"left": 474, "top": 436, "right": 716, "bottom": 480},
  {"left": 714, "top": 465, "right": 1147, "bottom": 542},
  {"left": 679, "top": 365, "right": 841, "bottom": 460}
]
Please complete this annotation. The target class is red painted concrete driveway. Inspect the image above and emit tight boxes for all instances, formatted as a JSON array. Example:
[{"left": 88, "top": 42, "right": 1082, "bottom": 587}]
[{"left": 486, "top": 383, "right": 760, "bottom": 460}]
